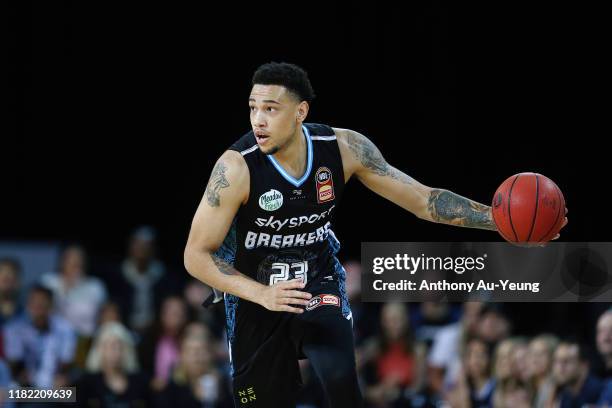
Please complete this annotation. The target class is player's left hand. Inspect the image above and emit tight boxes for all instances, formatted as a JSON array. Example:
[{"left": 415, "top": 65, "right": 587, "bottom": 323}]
[
  {"left": 550, "top": 207, "right": 568, "bottom": 241},
  {"left": 538, "top": 207, "right": 567, "bottom": 247}
]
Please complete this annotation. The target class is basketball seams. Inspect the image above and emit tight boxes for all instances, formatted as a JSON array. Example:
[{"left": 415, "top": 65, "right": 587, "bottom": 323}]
[
  {"left": 537, "top": 185, "right": 563, "bottom": 242},
  {"left": 526, "top": 173, "right": 540, "bottom": 242},
  {"left": 507, "top": 174, "right": 521, "bottom": 242},
  {"left": 496, "top": 227, "right": 515, "bottom": 243}
]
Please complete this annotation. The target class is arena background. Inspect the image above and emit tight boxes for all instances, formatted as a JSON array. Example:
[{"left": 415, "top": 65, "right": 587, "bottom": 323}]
[{"left": 5, "top": 1, "right": 610, "bottom": 407}]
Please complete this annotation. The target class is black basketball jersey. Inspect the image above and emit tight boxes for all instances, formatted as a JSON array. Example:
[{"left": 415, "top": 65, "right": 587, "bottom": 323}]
[{"left": 215, "top": 123, "right": 345, "bottom": 286}]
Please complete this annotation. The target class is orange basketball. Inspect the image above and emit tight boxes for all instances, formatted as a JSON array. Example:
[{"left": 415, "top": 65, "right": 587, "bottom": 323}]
[{"left": 492, "top": 173, "right": 565, "bottom": 244}]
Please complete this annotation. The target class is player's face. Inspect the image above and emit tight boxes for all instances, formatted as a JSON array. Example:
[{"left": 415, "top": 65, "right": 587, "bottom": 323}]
[{"left": 249, "top": 84, "right": 306, "bottom": 155}]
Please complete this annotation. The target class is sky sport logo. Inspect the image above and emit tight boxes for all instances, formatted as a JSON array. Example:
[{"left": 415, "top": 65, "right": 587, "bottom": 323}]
[{"left": 258, "top": 189, "right": 283, "bottom": 211}]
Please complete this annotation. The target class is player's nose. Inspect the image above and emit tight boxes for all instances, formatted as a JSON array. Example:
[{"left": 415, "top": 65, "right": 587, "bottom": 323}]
[{"left": 252, "top": 110, "right": 267, "bottom": 128}]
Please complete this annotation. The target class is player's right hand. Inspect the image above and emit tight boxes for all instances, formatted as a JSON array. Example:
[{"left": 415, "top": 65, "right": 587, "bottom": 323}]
[{"left": 257, "top": 279, "right": 312, "bottom": 313}]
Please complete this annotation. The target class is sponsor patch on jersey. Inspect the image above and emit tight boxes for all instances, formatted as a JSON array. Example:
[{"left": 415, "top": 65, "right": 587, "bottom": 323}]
[
  {"left": 315, "top": 167, "right": 335, "bottom": 204},
  {"left": 306, "top": 296, "right": 322, "bottom": 311},
  {"left": 290, "top": 189, "right": 306, "bottom": 201},
  {"left": 258, "top": 189, "right": 283, "bottom": 211},
  {"left": 305, "top": 294, "right": 340, "bottom": 311},
  {"left": 321, "top": 294, "right": 340, "bottom": 306}
]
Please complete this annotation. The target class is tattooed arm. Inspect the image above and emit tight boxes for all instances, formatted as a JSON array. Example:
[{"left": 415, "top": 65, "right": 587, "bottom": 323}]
[
  {"left": 426, "top": 189, "right": 496, "bottom": 230},
  {"left": 335, "top": 128, "right": 496, "bottom": 231},
  {"left": 184, "top": 151, "right": 312, "bottom": 312},
  {"left": 184, "top": 151, "right": 260, "bottom": 300}
]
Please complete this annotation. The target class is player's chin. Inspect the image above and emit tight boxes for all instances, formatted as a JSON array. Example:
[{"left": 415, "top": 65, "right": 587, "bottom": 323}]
[{"left": 260, "top": 145, "right": 279, "bottom": 155}]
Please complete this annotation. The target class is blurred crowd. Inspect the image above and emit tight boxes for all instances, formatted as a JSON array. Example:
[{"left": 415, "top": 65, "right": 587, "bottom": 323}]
[{"left": 0, "top": 228, "right": 611, "bottom": 408}]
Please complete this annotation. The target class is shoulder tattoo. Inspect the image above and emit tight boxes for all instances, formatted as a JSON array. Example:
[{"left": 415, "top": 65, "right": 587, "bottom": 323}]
[
  {"left": 346, "top": 131, "right": 414, "bottom": 185},
  {"left": 205, "top": 161, "right": 230, "bottom": 207}
]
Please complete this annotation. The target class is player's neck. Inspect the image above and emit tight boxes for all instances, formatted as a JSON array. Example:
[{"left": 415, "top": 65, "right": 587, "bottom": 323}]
[{"left": 271, "top": 127, "right": 307, "bottom": 178}]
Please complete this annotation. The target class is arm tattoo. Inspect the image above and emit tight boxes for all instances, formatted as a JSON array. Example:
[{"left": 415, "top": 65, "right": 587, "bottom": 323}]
[
  {"left": 205, "top": 161, "right": 230, "bottom": 207},
  {"left": 346, "top": 131, "right": 414, "bottom": 185},
  {"left": 427, "top": 189, "right": 496, "bottom": 230},
  {"left": 212, "top": 255, "right": 237, "bottom": 276}
]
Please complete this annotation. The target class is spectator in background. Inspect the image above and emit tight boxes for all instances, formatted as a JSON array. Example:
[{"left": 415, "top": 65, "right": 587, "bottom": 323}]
[
  {"left": 79, "top": 322, "right": 149, "bottom": 408},
  {"left": 551, "top": 340, "right": 604, "bottom": 407},
  {"left": 428, "top": 301, "right": 484, "bottom": 395},
  {"left": 346, "top": 259, "right": 381, "bottom": 402},
  {"left": 40, "top": 245, "right": 107, "bottom": 368},
  {"left": 492, "top": 338, "right": 521, "bottom": 407},
  {"left": 184, "top": 321, "right": 212, "bottom": 340},
  {"left": 0, "top": 258, "right": 22, "bottom": 326},
  {"left": 510, "top": 337, "right": 530, "bottom": 384},
  {"left": 40, "top": 245, "right": 107, "bottom": 337},
  {"left": 446, "top": 337, "right": 495, "bottom": 408},
  {"left": 123, "top": 226, "right": 165, "bottom": 331},
  {"left": 599, "top": 379, "right": 612, "bottom": 405},
  {"left": 596, "top": 309, "right": 612, "bottom": 378},
  {"left": 3, "top": 285, "right": 76, "bottom": 387},
  {"left": 497, "top": 383, "right": 533, "bottom": 408},
  {"left": 528, "top": 334, "right": 558, "bottom": 408},
  {"left": 410, "top": 302, "right": 458, "bottom": 347},
  {"left": 343, "top": 260, "right": 378, "bottom": 346},
  {"left": 363, "top": 302, "right": 425, "bottom": 407},
  {"left": 476, "top": 304, "right": 511, "bottom": 346},
  {"left": 0, "top": 359, "right": 16, "bottom": 408},
  {"left": 155, "top": 333, "right": 230, "bottom": 408},
  {"left": 98, "top": 301, "right": 123, "bottom": 326},
  {"left": 139, "top": 296, "right": 188, "bottom": 390},
  {"left": 496, "top": 337, "right": 534, "bottom": 407},
  {"left": 183, "top": 280, "right": 225, "bottom": 338},
  {"left": 181, "top": 321, "right": 229, "bottom": 365},
  {"left": 105, "top": 226, "right": 180, "bottom": 333}
]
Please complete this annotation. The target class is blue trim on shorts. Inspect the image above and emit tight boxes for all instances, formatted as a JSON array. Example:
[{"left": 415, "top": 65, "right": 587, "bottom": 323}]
[
  {"left": 213, "top": 218, "right": 238, "bottom": 376},
  {"left": 327, "top": 231, "right": 352, "bottom": 319},
  {"left": 223, "top": 293, "right": 239, "bottom": 376}
]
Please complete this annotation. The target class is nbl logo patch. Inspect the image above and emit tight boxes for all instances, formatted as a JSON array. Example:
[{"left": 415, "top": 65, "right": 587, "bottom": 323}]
[
  {"left": 315, "top": 167, "right": 335, "bottom": 204},
  {"left": 306, "top": 296, "right": 322, "bottom": 310}
]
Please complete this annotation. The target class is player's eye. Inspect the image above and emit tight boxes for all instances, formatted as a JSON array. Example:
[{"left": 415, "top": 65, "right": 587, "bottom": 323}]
[
  {"left": 266, "top": 107, "right": 276, "bottom": 112},
  {"left": 249, "top": 106, "right": 256, "bottom": 112}
]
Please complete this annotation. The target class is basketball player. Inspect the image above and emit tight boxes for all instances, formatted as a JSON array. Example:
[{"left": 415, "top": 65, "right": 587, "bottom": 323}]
[{"left": 184, "top": 62, "right": 567, "bottom": 407}]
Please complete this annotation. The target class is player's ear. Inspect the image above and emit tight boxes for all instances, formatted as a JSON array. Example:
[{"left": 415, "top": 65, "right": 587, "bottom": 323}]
[{"left": 296, "top": 101, "right": 309, "bottom": 123}]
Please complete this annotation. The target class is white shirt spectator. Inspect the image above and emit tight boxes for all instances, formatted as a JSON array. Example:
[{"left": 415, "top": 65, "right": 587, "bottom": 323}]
[
  {"left": 40, "top": 273, "right": 107, "bottom": 337},
  {"left": 428, "top": 322, "right": 462, "bottom": 390},
  {"left": 3, "top": 314, "right": 76, "bottom": 388}
]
